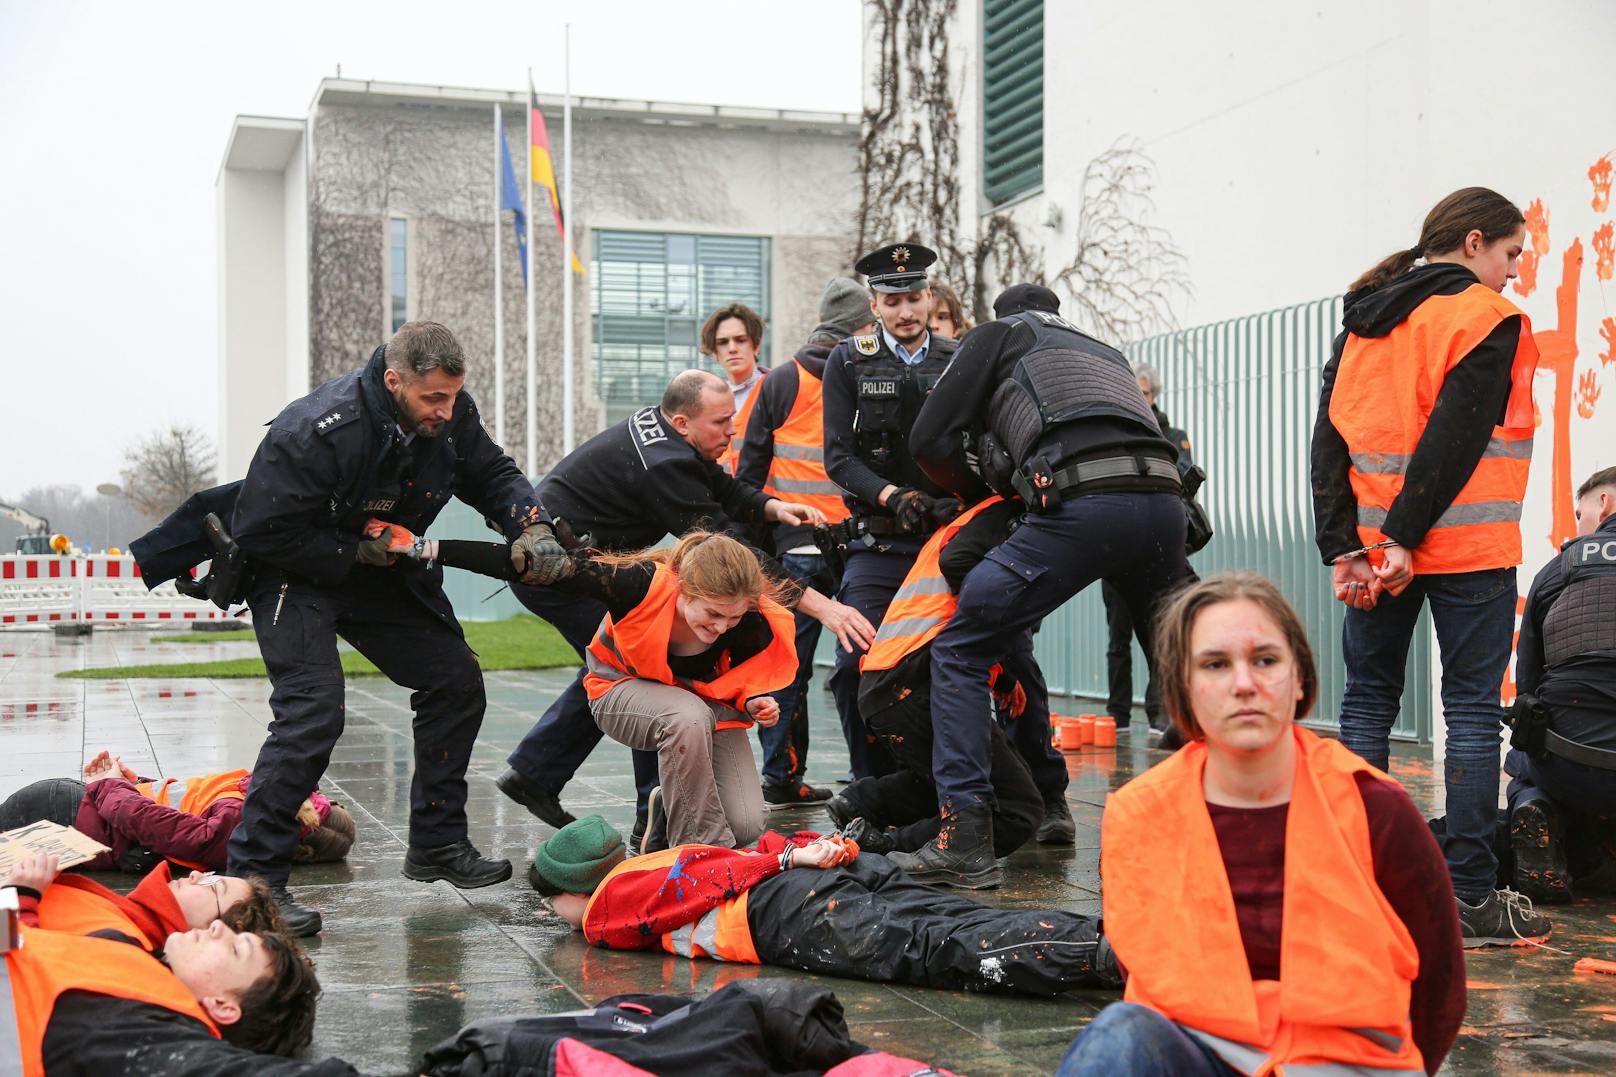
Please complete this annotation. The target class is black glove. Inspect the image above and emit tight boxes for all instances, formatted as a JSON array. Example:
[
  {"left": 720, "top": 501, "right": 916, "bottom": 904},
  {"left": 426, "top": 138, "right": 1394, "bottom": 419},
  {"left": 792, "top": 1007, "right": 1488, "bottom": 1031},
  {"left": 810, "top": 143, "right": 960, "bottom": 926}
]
[
  {"left": 925, "top": 497, "right": 963, "bottom": 529},
  {"left": 512, "top": 522, "right": 573, "bottom": 585},
  {"left": 887, "top": 487, "right": 929, "bottom": 534}
]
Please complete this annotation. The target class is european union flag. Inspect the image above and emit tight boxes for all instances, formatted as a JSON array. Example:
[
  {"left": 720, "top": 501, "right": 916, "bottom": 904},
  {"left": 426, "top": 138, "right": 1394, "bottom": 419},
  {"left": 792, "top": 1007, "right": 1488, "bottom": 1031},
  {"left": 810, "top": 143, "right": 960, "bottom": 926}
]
[{"left": 499, "top": 117, "right": 528, "bottom": 287}]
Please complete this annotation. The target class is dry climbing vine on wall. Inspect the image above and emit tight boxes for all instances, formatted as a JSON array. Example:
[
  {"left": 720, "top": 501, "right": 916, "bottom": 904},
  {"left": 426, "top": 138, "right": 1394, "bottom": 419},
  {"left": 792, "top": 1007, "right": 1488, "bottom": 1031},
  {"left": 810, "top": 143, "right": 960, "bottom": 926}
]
[{"left": 858, "top": 2, "right": 1187, "bottom": 337}]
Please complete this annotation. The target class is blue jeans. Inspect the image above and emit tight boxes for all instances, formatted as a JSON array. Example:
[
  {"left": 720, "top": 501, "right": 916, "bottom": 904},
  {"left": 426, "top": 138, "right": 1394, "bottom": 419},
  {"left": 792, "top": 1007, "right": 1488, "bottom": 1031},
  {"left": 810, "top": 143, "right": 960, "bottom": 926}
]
[
  {"left": 1338, "top": 566, "right": 1516, "bottom": 901},
  {"left": 759, "top": 552, "right": 835, "bottom": 787},
  {"left": 931, "top": 493, "right": 1188, "bottom": 806},
  {"left": 1057, "top": 1004, "right": 1238, "bottom": 1076}
]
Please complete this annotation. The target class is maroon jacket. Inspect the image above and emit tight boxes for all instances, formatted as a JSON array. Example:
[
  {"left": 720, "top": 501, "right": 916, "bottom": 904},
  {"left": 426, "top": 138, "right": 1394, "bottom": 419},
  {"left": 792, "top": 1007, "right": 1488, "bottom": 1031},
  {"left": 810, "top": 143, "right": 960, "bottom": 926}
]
[{"left": 73, "top": 776, "right": 245, "bottom": 872}]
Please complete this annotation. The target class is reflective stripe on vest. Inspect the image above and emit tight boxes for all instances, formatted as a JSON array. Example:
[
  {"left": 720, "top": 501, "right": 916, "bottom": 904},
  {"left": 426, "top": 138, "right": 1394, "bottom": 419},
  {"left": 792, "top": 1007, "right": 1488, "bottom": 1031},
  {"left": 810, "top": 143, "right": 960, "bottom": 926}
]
[
  {"left": 136, "top": 770, "right": 248, "bottom": 816},
  {"left": 761, "top": 359, "right": 850, "bottom": 523},
  {"left": 8, "top": 927, "right": 219, "bottom": 1076},
  {"left": 860, "top": 496, "right": 1003, "bottom": 673},
  {"left": 1329, "top": 285, "right": 1538, "bottom": 575},
  {"left": 1102, "top": 726, "right": 1423, "bottom": 1075},
  {"left": 581, "top": 562, "right": 798, "bottom": 724}
]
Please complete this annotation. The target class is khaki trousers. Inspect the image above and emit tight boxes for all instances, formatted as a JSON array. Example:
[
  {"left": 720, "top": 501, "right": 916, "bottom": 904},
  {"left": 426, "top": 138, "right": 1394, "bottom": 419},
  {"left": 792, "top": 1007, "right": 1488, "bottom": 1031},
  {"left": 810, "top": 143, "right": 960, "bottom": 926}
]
[{"left": 591, "top": 678, "right": 764, "bottom": 848}]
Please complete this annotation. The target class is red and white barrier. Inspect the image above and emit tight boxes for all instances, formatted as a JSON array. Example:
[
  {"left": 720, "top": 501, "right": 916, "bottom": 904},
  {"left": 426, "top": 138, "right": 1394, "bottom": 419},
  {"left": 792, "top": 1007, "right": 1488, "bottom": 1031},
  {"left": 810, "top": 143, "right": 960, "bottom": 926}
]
[{"left": 0, "top": 555, "right": 232, "bottom": 627}]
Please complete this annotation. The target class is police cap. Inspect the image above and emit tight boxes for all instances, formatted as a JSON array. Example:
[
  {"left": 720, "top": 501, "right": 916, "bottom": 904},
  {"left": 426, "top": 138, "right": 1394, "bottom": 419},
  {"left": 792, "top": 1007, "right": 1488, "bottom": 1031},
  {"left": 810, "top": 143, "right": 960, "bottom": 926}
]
[
  {"left": 856, "top": 242, "right": 937, "bottom": 295},
  {"left": 993, "top": 283, "right": 1061, "bottom": 318}
]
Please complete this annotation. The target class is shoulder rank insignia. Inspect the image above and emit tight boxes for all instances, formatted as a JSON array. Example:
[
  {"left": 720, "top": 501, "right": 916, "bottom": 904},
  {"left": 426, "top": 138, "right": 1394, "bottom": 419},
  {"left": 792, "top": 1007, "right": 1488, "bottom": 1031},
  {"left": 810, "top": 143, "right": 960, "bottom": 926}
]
[
  {"left": 314, "top": 410, "right": 355, "bottom": 437},
  {"left": 853, "top": 335, "right": 880, "bottom": 356}
]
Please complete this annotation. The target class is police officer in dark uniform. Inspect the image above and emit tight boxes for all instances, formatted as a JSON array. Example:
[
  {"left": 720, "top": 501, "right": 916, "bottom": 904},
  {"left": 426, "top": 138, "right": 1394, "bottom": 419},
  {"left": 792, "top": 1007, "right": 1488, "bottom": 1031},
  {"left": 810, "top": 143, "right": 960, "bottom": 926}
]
[
  {"left": 226, "top": 321, "right": 567, "bottom": 935},
  {"left": 900, "top": 284, "right": 1191, "bottom": 884},
  {"left": 1503, "top": 466, "right": 1616, "bottom": 902},
  {"left": 821, "top": 242, "right": 961, "bottom": 781},
  {"left": 495, "top": 370, "right": 872, "bottom": 836}
]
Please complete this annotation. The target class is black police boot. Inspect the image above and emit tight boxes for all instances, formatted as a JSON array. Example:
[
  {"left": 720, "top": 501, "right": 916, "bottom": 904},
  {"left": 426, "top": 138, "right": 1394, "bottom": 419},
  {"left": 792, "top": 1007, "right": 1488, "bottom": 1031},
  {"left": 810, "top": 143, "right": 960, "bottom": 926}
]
[
  {"left": 496, "top": 768, "right": 576, "bottom": 829},
  {"left": 403, "top": 839, "right": 512, "bottom": 889},
  {"left": 763, "top": 779, "right": 833, "bottom": 810},
  {"left": 1036, "top": 799, "right": 1077, "bottom": 845},
  {"left": 841, "top": 816, "right": 898, "bottom": 855},
  {"left": 1510, "top": 798, "right": 1572, "bottom": 903},
  {"left": 117, "top": 844, "right": 164, "bottom": 875},
  {"left": 1094, "top": 933, "right": 1123, "bottom": 989},
  {"left": 887, "top": 803, "right": 1001, "bottom": 889},
  {"left": 271, "top": 885, "right": 323, "bottom": 937},
  {"left": 825, "top": 792, "right": 860, "bottom": 830}
]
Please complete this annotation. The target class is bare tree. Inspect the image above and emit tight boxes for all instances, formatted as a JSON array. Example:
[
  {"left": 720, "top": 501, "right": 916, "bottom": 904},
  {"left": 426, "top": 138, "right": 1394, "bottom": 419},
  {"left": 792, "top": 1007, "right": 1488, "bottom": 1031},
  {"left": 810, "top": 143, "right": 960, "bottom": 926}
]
[{"left": 120, "top": 425, "right": 216, "bottom": 519}]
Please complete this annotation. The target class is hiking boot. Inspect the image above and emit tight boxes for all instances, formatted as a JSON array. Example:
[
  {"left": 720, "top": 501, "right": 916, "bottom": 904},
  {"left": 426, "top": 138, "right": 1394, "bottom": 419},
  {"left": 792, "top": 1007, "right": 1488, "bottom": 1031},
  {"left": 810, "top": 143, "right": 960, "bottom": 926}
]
[
  {"left": 1036, "top": 799, "right": 1077, "bottom": 845},
  {"left": 495, "top": 768, "right": 576, "bottom": 829},
  {"left": 825, "top": 793, "right": 860, "bottom": 830},
  {"left": 1094, "top": 933, "right": 1122, "bottom": 989},
  {"left": 1510, "top": 799, "right": 1572, "bottom": 903},
  {"left": 763, "top": 779, "right": 833, "bottom": 810},
  {"left": 1148, "top": 724, "right": 1185, "bottom": 752},
  {"left": 403, "top": 840, "right": 512, "bottom": 889},
  {"left": 271, "top": 886, "right": 322, "bottom": 937},
  {"left": 842, "top": 816, "right": 897, "bottom": 855},
  {"left": 1456, "top": 888, "right": 1552, "bottom": 948},
  {"left": 887, "top": 803, "right": 1001, "bottom": 889},
  {"left": 640, "top": 787, "right": 668, "bottom": 857}
]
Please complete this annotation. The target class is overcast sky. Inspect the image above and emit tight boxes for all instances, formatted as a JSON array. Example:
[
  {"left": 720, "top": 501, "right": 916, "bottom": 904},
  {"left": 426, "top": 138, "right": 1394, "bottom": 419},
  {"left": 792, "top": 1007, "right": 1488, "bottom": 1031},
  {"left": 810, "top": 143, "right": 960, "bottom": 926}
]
[{"left": 0, "top": 0, "right": 863, "bottom": 496}]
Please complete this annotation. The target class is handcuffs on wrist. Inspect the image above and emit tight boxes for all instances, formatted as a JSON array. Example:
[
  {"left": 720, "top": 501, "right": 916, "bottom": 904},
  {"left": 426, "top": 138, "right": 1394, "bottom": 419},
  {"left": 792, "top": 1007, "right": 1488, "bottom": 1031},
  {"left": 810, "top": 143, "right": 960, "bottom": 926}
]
[{"left": 1332, "top": 540, "right": 1399, "bottom": 565}]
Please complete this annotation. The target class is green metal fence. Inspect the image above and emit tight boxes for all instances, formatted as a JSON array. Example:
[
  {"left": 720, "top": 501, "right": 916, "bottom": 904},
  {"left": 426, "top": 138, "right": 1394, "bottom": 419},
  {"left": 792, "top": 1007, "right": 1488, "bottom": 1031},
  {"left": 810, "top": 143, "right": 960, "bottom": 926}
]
[{"left": 1048, "top": 295, "right": 1430, "bottom": 741}]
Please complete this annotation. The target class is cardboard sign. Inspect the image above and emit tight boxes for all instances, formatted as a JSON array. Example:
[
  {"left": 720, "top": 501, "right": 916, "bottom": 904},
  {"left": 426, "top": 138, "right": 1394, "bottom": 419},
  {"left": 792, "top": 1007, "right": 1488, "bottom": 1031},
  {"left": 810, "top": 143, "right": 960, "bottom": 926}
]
[{"left": 0, "top": 821, "right": 109, "bottom": 876}]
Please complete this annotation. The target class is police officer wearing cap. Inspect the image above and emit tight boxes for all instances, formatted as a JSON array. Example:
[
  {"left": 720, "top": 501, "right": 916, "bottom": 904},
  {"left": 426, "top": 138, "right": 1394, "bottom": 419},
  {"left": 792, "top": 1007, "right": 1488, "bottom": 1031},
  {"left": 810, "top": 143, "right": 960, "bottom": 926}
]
[
  {"left": 821, "top": 242, "right": 961, "bottom": 781},
  {"left": 899, "top": 283, "right": 1191, "bottom": 883}
]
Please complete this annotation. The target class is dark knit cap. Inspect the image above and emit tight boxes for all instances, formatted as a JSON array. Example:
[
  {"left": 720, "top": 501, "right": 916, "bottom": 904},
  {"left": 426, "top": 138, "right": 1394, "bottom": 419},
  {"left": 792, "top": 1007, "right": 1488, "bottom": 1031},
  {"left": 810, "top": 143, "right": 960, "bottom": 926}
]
[
  {"left": 530, "top": 815, "right": 626, "bottom": 895},
  {"left": 992, "top": 283, "right": 1062, "bottom": 318},
  {"left": 818, "top": 277, "right": 873, "bottom": 336}
]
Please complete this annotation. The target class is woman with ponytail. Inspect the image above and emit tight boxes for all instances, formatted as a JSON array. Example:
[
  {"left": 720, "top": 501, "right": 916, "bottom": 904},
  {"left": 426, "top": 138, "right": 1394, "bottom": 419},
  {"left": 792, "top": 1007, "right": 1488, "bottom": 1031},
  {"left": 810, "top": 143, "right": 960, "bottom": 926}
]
[
  {"left": 1310, "top": 187, "right": 1548, "bottom": 946},
  {"left": 418, "top": 528, "right": 797, "bottom": 851}
]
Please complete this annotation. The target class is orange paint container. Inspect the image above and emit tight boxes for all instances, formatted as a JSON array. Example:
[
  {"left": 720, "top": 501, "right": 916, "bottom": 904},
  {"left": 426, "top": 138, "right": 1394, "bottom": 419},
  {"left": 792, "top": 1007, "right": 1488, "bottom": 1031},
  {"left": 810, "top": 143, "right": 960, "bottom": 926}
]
[
  {"left": 1093, "top": 715, "right": 1117, "bottom": 747},
  {"left": 1078, "top": 715, "right": 1096, "bottom": 745},
  {"left": 1058, "top": 716, "right": 1082, "bottom": 751}
]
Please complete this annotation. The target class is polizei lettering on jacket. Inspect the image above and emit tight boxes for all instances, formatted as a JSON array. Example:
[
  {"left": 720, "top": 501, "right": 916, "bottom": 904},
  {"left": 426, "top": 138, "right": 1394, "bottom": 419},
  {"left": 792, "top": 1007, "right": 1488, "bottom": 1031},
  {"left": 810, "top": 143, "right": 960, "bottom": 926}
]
[{"left": 633, "top": 407, "right": 669, "bottom": 447}]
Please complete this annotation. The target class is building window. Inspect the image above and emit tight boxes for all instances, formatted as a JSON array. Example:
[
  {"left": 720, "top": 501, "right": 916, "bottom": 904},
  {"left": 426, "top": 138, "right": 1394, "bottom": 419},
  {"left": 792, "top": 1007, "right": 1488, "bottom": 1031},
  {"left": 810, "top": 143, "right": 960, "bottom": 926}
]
[
  {"left": 388, "top": 217, "right": 408, "bottom": 332},
  {"left": 591, "top": 230, "right": 770, "bottom": 423},
  {"left": 982, "top": 0, "right": 1043, "bottom": 206}
]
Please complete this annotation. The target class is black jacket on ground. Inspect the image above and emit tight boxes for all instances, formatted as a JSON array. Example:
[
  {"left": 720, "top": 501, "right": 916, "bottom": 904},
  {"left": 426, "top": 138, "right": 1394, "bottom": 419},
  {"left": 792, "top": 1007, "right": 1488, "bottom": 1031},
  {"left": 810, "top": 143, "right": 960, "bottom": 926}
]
[
  {"left": 1516, "top": 514, "right": 1616, "bottom": 749},
  {"left": 537, "top": 405, "right": 776, "bottom": 563},
  {"left": 1310, "top": 263, "right": 1522, "bottom": 564},
  {"left": 910, "top": 318, "right": 1176, "bottom": 504},
  {"left": 737, "top": 335, "right": 840, "bottom": 551},
  {"left": 228, "top": 347, "right": 541, "bottom": 627}
]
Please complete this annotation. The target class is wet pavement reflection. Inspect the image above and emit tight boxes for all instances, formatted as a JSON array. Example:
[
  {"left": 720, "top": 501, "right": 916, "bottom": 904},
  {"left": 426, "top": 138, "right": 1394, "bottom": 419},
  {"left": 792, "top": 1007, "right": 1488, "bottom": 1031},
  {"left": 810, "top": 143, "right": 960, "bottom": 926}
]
[{"left": 1, "top": 626, "right": 1612, "bottom": 1075}]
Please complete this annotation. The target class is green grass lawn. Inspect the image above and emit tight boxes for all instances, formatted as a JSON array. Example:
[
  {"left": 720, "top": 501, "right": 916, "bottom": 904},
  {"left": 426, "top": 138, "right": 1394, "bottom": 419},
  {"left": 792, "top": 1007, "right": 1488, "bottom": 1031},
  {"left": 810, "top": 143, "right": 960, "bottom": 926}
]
[{"left": 60, "top": 615, "right": 576, "bottom": 679}]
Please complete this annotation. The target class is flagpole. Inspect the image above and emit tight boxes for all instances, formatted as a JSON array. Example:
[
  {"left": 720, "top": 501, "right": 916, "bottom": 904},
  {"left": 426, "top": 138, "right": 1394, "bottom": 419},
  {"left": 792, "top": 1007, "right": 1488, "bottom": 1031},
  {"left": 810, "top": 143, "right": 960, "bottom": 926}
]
[
  {"left": 492, "top": 103, "right": 505, "bottom": 448},
  {"left": 562, "top": 24, "right": 575, "bottom": 453},
  {"left": 524, "top": 69, "right": 537, "bottom": 479}
]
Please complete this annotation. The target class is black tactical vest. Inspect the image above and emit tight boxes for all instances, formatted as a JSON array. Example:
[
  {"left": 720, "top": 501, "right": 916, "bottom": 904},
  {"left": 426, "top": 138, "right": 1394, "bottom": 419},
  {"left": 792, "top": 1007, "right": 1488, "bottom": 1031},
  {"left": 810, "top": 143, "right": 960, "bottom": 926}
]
[
  {"left": 986, "top": 311, "right": 1160, "bottom": 466},
  {"left": 848, "top": 334, "right": 952, "bottom": 490},
  {"left": 1543, "top": 528, "right": 1616, "bottom": 666}
]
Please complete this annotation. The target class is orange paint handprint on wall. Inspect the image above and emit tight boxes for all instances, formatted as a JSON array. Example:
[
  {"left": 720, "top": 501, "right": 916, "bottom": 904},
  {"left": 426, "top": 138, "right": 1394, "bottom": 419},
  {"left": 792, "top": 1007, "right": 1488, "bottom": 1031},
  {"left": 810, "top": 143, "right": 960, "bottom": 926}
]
[
  {"left": 1514, "top": 252, "right": 1540, "bottom": 296},
  {"left": 1594, "top": 222, "right": 1614, "bottom": 281},
  {"left": 1577, "top": 370, "right": 1602, "bottom": 419},
  {"left": 1591, "top": 154, "right": 1613, "bottom": 212},
  {"left": 1515, "top": 198, "right": 1551, "bottom": 298}
]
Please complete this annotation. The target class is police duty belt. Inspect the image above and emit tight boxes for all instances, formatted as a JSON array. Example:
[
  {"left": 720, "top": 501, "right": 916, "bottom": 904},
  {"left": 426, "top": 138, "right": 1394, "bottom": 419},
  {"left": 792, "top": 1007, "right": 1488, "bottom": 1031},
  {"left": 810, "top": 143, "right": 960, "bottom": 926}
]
[{"left": 1013, "top": 454, "right": 1182, "bottom": 504}]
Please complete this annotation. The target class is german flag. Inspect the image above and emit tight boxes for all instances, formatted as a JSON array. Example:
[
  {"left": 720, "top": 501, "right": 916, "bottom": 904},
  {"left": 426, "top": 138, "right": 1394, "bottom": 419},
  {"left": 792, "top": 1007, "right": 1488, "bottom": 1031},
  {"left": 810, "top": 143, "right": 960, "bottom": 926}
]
[{"left": 531, "top": 82, "right": 585, "bottom": 275}]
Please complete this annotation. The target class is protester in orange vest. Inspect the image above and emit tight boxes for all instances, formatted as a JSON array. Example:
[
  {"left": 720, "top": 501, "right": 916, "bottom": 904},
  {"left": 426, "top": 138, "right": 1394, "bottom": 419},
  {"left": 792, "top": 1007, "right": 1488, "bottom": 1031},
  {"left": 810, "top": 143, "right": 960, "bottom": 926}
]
[
  {"left": 1058, "top": 573, "right": 1465, "bottom": 1076},
  {"left": 703, "top": 302, "right": 769, "bottom": 476},
  {"left": 2, "top": 852, "right": 331, "bottom": 1075},
  {"left": 734, "top": 279, "right": 874, "bottom": 809},
  {"left": 825, "top": 495, "right": 1049, "bottom": 882},
  {"left": 21, "top": 859, "right": 283, "bottom": 945},
  {"left": 0, "top": 750, "right": 355, "bottom": 876},
  {"left": 1310, "top": 186, "right": 1550, "bottom": 945},
  {"left": 526, "top": 814, "right": 1118, "bottom": 997}
]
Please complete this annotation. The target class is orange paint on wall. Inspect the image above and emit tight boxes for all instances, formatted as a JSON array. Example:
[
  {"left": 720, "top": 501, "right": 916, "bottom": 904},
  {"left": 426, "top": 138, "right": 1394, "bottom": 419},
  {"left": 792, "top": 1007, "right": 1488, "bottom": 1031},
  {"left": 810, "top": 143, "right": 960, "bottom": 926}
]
[
  {"left": 1591, "top": 155, "right": 1613, "bottom": 212},
  {"left": 1593, "top": 222, "right": 1614, "bottom": 281},
  {"left": 1578, "top": 370, "right": 1602, "bottom": 419},
  {"left": 1601, "top": 317, "right": 1615, "bottom": 367},
  {"left": 1530, "top": 237, "right": 1585, "bottom": 551}
]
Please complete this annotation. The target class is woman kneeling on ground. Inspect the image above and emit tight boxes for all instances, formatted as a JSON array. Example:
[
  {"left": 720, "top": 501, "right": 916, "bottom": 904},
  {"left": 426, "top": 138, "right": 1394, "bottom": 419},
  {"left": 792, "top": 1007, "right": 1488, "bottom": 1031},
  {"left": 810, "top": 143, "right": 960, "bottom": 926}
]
[{"left": 1058, "top": 571, "right": 1465, "bottom": 1077}]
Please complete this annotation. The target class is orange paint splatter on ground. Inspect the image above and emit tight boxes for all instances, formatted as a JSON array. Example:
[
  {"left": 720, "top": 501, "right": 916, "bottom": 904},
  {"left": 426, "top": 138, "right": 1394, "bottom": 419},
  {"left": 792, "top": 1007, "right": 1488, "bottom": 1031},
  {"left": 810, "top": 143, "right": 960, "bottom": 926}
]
[
  {"left": 1466, "top": 980, "right": 1505, "bottom": 990},
  {"left": 1592, "top": 155, "right": 1613, "bottom": 212},
  {"left": 1577, "top": 370, "right": 1602, "bottom": 419},
  {"left": 1594, "top": 222, "right": 1615, "bottom": 282}
]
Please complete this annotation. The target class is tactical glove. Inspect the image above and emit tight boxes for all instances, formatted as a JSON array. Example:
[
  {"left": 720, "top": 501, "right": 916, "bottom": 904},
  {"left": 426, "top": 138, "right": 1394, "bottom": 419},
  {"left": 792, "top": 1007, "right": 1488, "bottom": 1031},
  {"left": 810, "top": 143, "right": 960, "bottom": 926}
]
[{"left": 512, "top": 522, "right": 573, "bottom": 585}]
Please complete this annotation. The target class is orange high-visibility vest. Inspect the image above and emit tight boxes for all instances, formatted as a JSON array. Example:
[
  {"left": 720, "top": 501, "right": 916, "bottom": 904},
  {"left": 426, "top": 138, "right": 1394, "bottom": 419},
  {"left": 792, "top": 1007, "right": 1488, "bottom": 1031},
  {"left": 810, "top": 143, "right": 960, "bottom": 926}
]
[
  {"left": 861, "top": 496, "right": 1004, "bottom": 673},
  {"left": 1330, "top": 285, "right": 1538, "bottom": 575},
  {"left": 581, "top": 847, "right": 761, "bottom": 964},
  {"left": 1102, "top": 726, "right": 1424, "bottom": 1076},
  {"left": 719, "top": 371, "right": 766, "bottom": 475},
  {"left": 760, "top": 359, "right": 850, "bottom": 525},
  {"left": 8, "top": 926, "right": 219, "bottom": 1076},
  {"left": 37, "top": 862, "right": 186, "bottom": 949},
  {"left": 582, "top": 563, "right": 797, "bottom": 728},
  {"left": 134, "top": 769, "right": 249, "bottom": 871}
]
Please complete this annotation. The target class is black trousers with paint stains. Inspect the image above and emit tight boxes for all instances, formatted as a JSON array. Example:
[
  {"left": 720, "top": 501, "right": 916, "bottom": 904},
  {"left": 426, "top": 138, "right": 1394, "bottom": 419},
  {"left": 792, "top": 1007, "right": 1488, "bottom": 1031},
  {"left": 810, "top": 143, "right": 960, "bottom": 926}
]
[
  {"left": 228, "top": 570, "right": 485, "bottom": 886},
  {"left": 746, "top": 853, "right": 1115, "bottom": 996}
]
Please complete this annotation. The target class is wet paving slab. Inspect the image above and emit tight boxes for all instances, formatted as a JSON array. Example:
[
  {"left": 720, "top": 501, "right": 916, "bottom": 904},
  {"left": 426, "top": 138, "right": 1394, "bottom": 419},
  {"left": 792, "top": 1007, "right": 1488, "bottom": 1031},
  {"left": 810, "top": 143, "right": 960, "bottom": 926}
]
[{"left": 2, "top": 624, "right": 1615, "bottom": 1075}]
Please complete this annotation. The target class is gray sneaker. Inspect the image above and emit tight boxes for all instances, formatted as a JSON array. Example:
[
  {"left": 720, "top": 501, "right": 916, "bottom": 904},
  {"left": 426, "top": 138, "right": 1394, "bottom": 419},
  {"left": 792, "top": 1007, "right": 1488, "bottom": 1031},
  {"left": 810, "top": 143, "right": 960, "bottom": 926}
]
[{"left": 1456, "top": 888, "right": 1552, "bottom": 948}]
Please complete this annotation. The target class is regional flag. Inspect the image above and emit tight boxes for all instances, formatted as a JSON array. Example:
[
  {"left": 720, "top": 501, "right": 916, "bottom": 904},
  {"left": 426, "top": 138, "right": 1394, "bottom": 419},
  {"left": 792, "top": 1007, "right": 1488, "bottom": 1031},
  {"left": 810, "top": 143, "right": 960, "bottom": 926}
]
[
  {"left": 530, "top": 83, "right": 585, "bottom": 275},
  {"left": 499, "top": 115, "right": 528, "bottom": 287}
]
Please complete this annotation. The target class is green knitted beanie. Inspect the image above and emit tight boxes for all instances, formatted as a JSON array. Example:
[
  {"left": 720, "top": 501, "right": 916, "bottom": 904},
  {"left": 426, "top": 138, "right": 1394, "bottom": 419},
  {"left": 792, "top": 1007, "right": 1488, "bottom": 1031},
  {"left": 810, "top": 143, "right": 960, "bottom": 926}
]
[{"left": 530, "top": 815, "right": 626, "bottom": 895}]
